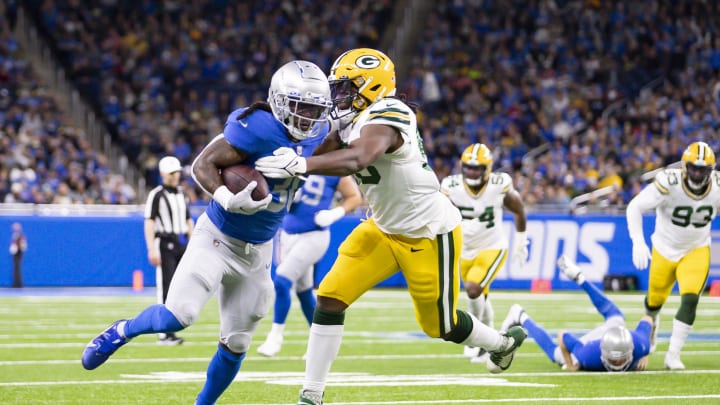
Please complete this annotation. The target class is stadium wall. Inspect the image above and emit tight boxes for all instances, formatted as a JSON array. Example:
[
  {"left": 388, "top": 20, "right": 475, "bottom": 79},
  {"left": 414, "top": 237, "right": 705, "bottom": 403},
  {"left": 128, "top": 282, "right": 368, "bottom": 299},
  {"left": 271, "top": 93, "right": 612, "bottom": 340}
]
[{"left": 1, "top": 213, "right": 719, "bottom": 291}]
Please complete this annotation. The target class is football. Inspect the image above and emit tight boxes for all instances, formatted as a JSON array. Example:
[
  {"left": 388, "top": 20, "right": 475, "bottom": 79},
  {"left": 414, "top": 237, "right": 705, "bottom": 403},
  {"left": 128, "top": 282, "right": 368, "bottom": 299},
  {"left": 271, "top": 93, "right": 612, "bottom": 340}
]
[{"left": 221, "top": 164, "right": 270, "bottom": 201}]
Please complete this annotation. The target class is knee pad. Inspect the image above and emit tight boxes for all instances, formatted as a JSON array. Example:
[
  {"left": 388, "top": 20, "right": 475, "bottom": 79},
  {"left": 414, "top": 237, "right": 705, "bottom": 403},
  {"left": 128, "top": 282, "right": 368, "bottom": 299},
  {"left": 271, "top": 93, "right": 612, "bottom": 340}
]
[
  {"left": 223, "top": 332, "right": 252, "bottom": 354},
  {"left": 676, "top": 294, "right": 699, "bottom": 325},
  {"left": 166, "top": 302, "right": 201, "bottom": 327}
]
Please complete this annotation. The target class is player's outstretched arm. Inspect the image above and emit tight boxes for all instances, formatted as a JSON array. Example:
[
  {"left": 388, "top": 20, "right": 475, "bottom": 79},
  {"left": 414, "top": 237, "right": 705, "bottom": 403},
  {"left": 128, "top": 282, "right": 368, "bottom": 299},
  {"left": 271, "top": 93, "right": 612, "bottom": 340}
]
[
  {"left": 305, "top": 124, "right": 400, "bottom": 176},
  {"left": 557, "top": 331, "right": 580, "bottom": 371},
  {"left": 634, "top": 355, "right": 649, "bottom": 370},
  {"left": 257, "top": 124, "right": 402, "bottom": 178}
]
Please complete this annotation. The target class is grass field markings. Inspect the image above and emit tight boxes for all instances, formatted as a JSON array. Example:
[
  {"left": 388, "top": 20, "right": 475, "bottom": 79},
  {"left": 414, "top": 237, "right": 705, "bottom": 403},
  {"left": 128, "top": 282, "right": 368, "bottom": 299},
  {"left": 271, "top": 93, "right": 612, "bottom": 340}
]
[
  {"left": 3, "top": 331, "right": 719, "bottom": 347},
  {"left": 124, "top": 371, "right": 557, "bottom": 388},
  {"left": 3, "top": 350, "right": 720, "bottom": 366},
  {"left": 257, "top": 394, "right": 720, "bottom": 405},
  {"left": 4, "top": 369, "right": 720, "bottom": 390}
]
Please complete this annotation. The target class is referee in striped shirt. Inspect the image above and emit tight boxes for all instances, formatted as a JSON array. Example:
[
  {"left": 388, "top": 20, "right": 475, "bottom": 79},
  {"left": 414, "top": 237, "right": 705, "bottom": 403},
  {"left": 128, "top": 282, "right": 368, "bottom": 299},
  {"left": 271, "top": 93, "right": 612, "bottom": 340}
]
[{"left": 144, "top": 156, "right": 194, "bottom": 345}]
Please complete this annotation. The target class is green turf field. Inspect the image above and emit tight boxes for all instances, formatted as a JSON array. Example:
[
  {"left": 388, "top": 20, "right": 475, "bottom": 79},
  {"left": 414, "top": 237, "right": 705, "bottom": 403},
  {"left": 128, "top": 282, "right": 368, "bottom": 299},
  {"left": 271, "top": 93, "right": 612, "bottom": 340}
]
[{"left": 1, "top": 288, "right": 719, "bottom": 404}]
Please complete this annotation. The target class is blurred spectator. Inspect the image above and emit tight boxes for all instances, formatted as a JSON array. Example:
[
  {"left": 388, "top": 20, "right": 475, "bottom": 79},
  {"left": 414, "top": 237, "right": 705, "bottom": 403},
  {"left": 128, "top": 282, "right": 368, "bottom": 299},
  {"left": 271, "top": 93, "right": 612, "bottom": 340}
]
[
  {"left": 12, "top": 0, "right": 720, "bottom": 212},
  {"left": 8, "top": 222, "right": 27, "bottom": 288}
]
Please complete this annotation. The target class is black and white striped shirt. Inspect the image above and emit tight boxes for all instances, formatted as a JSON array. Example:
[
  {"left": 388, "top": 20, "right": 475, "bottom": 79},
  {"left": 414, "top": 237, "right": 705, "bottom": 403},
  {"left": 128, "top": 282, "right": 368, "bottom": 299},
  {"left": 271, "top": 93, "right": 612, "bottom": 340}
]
[{"left": 144, "top": 185, "right": 191, "bottom": 239}]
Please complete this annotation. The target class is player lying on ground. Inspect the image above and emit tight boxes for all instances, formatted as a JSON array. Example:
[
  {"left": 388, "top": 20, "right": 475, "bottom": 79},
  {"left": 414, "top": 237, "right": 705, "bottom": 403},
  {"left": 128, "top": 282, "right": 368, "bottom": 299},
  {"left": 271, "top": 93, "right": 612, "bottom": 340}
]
[{"left": 501, "top": 255, "right": 653, "bottom": 371}]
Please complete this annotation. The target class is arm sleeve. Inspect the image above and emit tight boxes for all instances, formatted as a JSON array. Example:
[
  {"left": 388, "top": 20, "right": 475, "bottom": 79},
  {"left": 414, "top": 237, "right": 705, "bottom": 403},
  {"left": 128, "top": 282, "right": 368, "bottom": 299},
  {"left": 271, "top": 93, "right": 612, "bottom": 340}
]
[
  {"left": 626, "top": 184, "right": 663, "bottom": 242},
  {"left": 562, "top": 332, "right": 582, "bottom": 354},
  {"left": 632, "top": 320, "right": 652, "bottom": 356}
]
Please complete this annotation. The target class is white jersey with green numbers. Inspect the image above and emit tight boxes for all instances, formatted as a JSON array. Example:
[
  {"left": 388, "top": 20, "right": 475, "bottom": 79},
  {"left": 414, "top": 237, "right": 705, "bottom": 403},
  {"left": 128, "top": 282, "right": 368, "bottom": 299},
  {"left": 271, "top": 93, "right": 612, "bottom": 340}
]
[
  {"left": 440, "top": 172, "right": 513, "bottom": 258},
  {"left": 338, "top": 97, "right": 460, "bottom": 238},
  {"left": 629, "top": 168, "right": 720, "bottom": 261}
]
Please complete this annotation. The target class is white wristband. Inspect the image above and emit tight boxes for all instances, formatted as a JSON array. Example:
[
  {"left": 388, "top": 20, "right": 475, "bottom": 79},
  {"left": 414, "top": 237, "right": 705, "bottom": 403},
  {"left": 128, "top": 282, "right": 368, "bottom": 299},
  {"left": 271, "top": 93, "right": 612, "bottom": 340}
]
[{"left": 327, "top": 206, "right": 346, "bottom": 222}]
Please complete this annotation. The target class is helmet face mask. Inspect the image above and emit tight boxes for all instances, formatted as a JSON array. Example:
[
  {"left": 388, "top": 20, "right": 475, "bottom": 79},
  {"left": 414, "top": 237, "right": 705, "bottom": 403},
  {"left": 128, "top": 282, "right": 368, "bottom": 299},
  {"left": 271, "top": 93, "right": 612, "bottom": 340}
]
[
  {"left": 328, "top": 48, "right": 396, "bottom": 123},
  {"left": 600, "top": 326, "right": 634, "bottom": 372},
  {"left": 460, "top": 143, "right": 493, "bottom": 187},
  {"left": 461, "top": 164, "right": 489, "bottom": 186},
  {"left": 268, "top": 60, "right": 332, "bottom": 140},
  {"left": 681, "top": 141, "right": 716, "bottom": 192},
  {"left": 329, "top": 79, "right": 361, "bottom": 125},
  {"left": 685, "top": 162, "right": 713, "bottom": 189}
]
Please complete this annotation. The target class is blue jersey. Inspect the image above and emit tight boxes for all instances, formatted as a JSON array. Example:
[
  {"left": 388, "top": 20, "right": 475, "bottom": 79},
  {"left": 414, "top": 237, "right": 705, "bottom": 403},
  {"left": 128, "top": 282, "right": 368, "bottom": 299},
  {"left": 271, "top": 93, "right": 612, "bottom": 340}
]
[
  {"left": 205, "top": 107, "right": 327, "bottom": 243},
  {"left": 283, "top": 175, "right": 341, "bottom": 234},
  {"left": 563, "top": 319, "right": 653, "bottom": 371}
]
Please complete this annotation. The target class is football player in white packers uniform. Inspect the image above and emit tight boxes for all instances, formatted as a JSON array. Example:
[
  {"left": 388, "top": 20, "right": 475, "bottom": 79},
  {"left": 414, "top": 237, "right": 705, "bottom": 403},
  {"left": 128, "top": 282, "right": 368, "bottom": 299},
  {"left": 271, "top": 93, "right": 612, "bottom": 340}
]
[
  {"left": 257, "top": 48, "right": 526, "bottom": 405},
  {"left": 626, "top": 141, "right": 720, "bottom": 370},
  {"left": 440, "top": 143, "right": 528, "bottom": 363}
]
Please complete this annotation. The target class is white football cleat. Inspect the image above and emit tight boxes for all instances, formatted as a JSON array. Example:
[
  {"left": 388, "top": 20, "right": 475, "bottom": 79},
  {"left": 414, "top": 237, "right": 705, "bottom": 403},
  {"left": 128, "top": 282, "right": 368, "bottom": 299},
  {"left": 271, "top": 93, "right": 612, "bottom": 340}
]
[
  {"left": 500, "top": 304, "right": 525, "bottom": 332},
  {"left": 257, "top": 334, "right": 283, "bottom": 357},
  {"left": 664, "top": 351, "right": 685, "bottom": 370},
  {"left": 557, "top": 255, "right": 582, "bottom": 282},
  {"left": 463, "top": 346, "right": 480, "bottom": 358}
]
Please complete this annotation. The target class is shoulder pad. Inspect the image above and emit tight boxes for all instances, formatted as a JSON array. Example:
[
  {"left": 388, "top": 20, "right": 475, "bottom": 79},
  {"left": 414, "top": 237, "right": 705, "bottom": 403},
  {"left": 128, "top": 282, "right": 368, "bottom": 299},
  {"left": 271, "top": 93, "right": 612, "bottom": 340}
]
[
  {"left": 364, "top": 99, "right": 413, "bottom": 126},
  {"left": 653, "top": 169, "right": 680, "bottom": 194}
]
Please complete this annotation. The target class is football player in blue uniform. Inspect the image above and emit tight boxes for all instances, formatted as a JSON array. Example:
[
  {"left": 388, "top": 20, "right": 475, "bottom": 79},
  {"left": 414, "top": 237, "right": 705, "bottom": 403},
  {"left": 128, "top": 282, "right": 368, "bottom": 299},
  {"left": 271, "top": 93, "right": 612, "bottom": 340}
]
[
  {"left": 257, "top": 174, "right": 362, "bottom": 357},
  {"left": 501, "top": 255, "right": 653, "bottom": 372},
  {"left": 81, "top": 60, "right": 333, "bottom": 405}
]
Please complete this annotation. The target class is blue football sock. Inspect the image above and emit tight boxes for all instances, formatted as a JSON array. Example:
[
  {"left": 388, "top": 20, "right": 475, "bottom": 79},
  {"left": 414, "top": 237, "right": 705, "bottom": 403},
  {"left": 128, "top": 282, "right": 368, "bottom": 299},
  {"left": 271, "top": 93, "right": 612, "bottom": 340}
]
[
  {"left": 196, "top": 344, "right": 245, "bottom": 405},
  {"left": 580, "top": 280, "right": 623, "bottom": 320},
  {"left": 296, "top": 288, "right": 316, "bottom": 326},
  {"left": 123, "top": 304, "right": 184, "bottom": 339},
  {"left": 272, "top": 275, "right": 293, "bottom": 324},
  {"left": 522, "top": 318, "right": 558, "bottom": 363}
]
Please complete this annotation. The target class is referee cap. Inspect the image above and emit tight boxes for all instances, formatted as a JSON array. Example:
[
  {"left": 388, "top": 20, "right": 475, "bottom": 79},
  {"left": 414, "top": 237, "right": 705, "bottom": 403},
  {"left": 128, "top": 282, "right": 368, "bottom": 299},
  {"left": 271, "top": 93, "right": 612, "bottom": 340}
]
[{"left": 159, "top": 156, "right": 182, "bottom": 174}]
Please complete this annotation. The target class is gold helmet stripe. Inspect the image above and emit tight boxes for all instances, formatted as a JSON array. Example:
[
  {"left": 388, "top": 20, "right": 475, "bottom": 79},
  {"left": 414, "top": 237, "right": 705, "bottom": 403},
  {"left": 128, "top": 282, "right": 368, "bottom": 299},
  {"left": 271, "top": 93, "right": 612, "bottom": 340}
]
[
  {"left": 467, "top": 144, "right": 481, "bottom": 165},
  {"left": 698, "top": 142, "right": 705, "bottom": 162}
]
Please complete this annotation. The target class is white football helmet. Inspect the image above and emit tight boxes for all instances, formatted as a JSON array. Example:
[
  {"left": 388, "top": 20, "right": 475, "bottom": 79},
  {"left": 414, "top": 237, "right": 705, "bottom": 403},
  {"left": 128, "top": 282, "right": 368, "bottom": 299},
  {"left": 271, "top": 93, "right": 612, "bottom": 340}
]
[
  {"left": 268, "top": 60, "right": 333, "bottom": 140},
  {"left": 600, "top": 325, "right": 634, "bottom": 372}
]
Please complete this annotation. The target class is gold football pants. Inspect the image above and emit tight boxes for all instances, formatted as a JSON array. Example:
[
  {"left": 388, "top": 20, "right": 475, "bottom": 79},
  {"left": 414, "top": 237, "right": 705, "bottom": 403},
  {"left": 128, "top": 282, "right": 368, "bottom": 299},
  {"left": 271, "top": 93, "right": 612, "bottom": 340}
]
[
  {"left": 317, "top": 218, "right": 463, "bottom": 337},
  {"left": 460, "top": 248, "right": 507, "bottom": 295},
  {"left": 647, "top": 245, "right": 710, "bottom": 308}
]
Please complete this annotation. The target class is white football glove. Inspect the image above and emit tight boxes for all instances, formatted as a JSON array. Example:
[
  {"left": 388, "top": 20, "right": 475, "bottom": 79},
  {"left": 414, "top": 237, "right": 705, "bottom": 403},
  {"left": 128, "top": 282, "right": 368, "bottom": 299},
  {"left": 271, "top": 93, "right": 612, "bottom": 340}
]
[
  {"left": 314, "top": 206, "right": 346, "bottom": 228},
  {"left": 631, "top": 239, "right": 651, "bottom": 270},
  {"left": 255, "top": 147, "right": 307, "bottom": 178},
  {"left": 512, "top": 231, "right": 529, "bottom": 268},
  {"left": 213, "top": 183, "right": 272, "bottom": 215}
]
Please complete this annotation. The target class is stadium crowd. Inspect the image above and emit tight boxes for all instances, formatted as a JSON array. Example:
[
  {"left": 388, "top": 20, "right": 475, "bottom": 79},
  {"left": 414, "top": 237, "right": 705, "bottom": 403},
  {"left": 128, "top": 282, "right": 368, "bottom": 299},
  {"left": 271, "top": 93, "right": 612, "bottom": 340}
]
[
  {"left": 3, "top": 0, "right": 720, "bottom": 210},
  {"left": 0, "top": 3, "right": 136, "bottom": 204}
]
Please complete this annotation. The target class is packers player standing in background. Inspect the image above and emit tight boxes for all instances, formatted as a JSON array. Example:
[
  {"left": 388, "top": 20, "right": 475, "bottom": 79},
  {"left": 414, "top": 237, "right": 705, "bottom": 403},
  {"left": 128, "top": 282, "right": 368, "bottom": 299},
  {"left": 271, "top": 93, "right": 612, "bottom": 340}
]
[
  {"left": 626, "top": 141, "right": 720, "bottom": 370},
  {"left": 440, "top": 143, "right": 528, "bottom": 364},
  {"left": 257, "top": 48, "right": 526, "bottom": 405}
]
